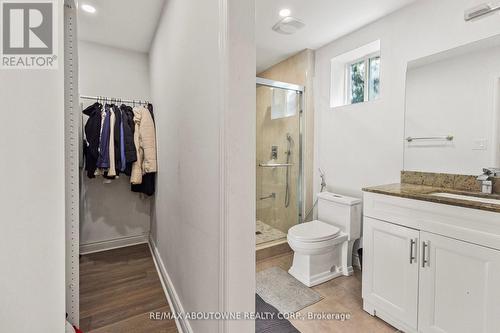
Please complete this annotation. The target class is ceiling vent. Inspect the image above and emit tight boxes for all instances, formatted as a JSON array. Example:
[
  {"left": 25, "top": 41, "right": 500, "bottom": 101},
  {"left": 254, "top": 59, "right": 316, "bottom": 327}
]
[{"left": 272, "top": 17, "right": 305, "bottom": 35}]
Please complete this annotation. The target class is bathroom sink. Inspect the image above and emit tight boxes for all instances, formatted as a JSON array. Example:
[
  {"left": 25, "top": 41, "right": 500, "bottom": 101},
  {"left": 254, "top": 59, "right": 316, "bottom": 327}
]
[{"left": 430, "top": 192, "right": 500, "bottom": 205}]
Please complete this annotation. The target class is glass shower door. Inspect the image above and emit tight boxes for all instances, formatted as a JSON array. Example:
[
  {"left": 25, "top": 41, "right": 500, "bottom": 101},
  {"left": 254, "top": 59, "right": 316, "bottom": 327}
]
[{"left": 256, "top": 82, "right": 302, "bottom": 246}]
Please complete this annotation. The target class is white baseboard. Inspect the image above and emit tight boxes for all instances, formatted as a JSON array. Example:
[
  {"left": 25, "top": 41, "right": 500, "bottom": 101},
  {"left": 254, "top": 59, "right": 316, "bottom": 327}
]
[
  {"left": 79, "top": 234, "right": 149, "bottom": 254},
  {"left": 148, "top": 237, "right": 193, "bottom": 333}
]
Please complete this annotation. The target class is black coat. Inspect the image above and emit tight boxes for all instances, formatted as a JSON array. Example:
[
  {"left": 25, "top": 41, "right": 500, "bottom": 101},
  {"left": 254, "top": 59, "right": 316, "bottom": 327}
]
[
  {"left": 83, "top": 102, "right": 102, "bottom": 178},
  {"left": 131, "top": 173, "right": 156, "bottom": 196},
  {"left": 120, "top": 104, "right": 137, "bottom": 175},
  {"left": 113, "top": 105, "right": 123, "bottom": 173}
]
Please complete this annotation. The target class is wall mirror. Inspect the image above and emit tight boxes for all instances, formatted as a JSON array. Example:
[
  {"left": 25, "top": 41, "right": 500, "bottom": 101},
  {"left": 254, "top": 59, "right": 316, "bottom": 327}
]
[{"left": 404, "top": 34, "right": 500, "bottom": 175}]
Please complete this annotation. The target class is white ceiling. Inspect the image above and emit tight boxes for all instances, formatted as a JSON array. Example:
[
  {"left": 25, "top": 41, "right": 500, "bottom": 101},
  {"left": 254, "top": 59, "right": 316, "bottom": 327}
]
[
  {"left": 77, "top": 0, "right": 416, "bottom": 67},
  {"left": 77, "top": 0, "right": 165, "bottom": 53},
  {"left": 256, "top": 0, "right": 417, "bottom": 72}
]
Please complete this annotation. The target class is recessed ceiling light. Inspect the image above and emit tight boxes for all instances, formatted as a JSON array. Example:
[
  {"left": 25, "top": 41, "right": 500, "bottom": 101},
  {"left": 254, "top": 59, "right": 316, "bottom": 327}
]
[
  {"left": 279, "top": 8, "right": 291, "bottom": 17},
  {"left": 81, "top": 4, "right": 96, "bottom": 14}
]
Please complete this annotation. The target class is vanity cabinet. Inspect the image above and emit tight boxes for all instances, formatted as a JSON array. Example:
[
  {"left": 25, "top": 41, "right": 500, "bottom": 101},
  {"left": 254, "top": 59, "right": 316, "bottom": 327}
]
[
  {"left": 362, "top": 192, "right": 500, "bottom": 333},
  {"left": 418, "top": 232, "right": 500, "bottom": 333},
  {"left": 363, "top": 217, "right": 419, "bottom": 330}
]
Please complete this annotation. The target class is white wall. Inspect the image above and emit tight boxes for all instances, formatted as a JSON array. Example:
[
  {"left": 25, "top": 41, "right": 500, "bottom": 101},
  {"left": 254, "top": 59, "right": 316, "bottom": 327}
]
[
  {"left": 405, "top": 43, "right": 500, "bottom": 174},
  {"left": 314, "top": 0, "right": 500, "bottom": 199},
  {"left": 0, "top": 1, "right": 65, "bottom": 332},
  {"left": 149, "top": 0, "right": 255, "bottom": 332},
  {"left": 78, "top": 40, "right": 152, "bottom": 249},
  {"left": 78, "top": 40, "right": 151, "bottom": 98}
]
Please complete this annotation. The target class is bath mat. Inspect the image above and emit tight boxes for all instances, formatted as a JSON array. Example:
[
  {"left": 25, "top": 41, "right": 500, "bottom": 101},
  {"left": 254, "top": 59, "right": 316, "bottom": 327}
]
[
  {"left": 255, "top": 294, "right": 300, "bottom": 333},
  {"left": 256, "top": 266, "right": 323, "bottom": 313}
]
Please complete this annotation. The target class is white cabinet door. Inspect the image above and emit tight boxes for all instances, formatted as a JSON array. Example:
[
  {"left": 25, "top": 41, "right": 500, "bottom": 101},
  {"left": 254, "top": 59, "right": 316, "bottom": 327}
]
[
  {"left": 362, "top": 217, "right": 419, "bottom": 330},
  {"left": 419, "top": 231, "right": 500, "bottom": 333}
]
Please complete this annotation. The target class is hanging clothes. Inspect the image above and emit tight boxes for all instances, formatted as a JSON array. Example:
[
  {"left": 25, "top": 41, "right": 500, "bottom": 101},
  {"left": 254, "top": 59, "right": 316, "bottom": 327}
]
[
  {"left": 119, "top": 111, "right": 126, "bottom": 173},
  {"left": 147, "top": 102, "right": 155, "bottom": 123},
  {"left": 96, "top": 106, "right": 111, "bottom": 170},
  {"left": 119, "top": 110, "right": 126, "bottom": 173},
  {"left": 113, "top": 105, "right": 123, "bottom": 173},
  {"left": 131, "top": 174, "right": 156, "bottom": 196},
  {"left": 82, "top": 99, "right": 157, "bottom": 195},
  {"left": 82, "top": 102, "right": 102, "bottom": 178},
  {"left": 107, "top": 107, "right": 117, "bottom": 177},
  {"left": 131, "top": 106, "right": 157, "bottom": 185},
  {"left": 131, "top": 103, "right": 157, "bottom": 196},
  {"left": 120, "top": 104, "right": 137, "bottom": 175},
  {"left": 138, "top": 105, "right": 157, "bottom": 174}
]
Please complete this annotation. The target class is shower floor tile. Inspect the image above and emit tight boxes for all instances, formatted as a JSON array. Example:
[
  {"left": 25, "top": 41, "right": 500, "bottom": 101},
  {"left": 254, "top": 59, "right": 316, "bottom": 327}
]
[{"left": 256, "top": 220, "right": 287, "bottom": 245}]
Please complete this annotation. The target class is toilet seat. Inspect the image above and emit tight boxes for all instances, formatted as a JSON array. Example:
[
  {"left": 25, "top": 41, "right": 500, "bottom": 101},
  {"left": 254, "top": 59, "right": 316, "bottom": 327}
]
[{"left": 288, "top": 220, "right": 340, "bottom": 243}]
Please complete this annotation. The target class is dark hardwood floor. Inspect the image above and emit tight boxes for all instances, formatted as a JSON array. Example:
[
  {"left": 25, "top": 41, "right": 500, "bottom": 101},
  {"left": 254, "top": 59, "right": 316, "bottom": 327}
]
[{"left": 80, "top": 244, "right": 178, "bottom": 333}]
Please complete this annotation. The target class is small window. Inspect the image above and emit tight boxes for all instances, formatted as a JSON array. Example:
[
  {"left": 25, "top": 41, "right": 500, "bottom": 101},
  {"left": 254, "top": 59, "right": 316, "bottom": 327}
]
[
  {"left": 348, "top": 60, "right": 366, "bottom": 104},
  {"left": 345, "top": 53, "right": 380, "bottom": 105},
  {"left": 330, "top": 40, "right": 381, "bottom": 108},
  {"left": 369, "top": 56, "right": 380, "bottom": 101}
]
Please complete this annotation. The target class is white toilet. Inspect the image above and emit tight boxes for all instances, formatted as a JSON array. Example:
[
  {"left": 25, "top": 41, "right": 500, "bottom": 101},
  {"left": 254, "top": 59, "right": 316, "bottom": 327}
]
[{"left": 287, "top": 191, "right": 362, "bottom": 287}]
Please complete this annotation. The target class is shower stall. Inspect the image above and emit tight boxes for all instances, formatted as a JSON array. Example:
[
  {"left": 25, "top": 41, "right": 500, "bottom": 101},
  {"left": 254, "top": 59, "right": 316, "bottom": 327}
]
[{"left": 256, "top": 77, "right": 304, "bottom": 247}]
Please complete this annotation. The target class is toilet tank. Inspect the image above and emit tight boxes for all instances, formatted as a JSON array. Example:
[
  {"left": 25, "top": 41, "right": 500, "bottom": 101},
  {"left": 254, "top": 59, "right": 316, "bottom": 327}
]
[{"left": 317, "top": 192, "right": 362, "bottom": 240}]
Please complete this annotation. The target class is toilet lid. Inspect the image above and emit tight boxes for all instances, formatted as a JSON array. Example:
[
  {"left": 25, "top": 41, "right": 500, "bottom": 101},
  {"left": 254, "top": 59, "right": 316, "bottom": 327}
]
[{"left": 288, "top": 220, "right": 340, "bottom": 242}]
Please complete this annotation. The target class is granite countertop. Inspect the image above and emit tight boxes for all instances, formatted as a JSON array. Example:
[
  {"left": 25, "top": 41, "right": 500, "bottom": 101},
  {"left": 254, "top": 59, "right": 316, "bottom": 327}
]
[{"left": 363, "top": 183, "right": 500, "bottom": 213}]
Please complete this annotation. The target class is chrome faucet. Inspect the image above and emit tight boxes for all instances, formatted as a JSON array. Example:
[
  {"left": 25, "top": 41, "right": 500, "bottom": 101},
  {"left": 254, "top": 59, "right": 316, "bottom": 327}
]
[{"left": 477, "top": 168, "right": 500, "bottom": 194}]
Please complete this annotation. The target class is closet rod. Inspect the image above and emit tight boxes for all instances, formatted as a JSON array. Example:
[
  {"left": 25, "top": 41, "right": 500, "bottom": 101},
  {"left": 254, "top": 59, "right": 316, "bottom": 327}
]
[{"left": 80, "top": 95, "right": 150, "bottom": 106}]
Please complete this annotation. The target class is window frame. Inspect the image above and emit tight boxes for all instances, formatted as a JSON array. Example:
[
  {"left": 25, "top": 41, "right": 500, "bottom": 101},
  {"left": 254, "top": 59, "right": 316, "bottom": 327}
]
[{"left": 344, "top": 51, "right": 381, "bottom": 105}]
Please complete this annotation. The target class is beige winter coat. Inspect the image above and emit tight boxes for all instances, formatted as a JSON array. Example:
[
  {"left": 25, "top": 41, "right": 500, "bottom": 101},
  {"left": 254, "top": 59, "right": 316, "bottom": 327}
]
[{"left": 131, "top": 106, "right": 157, "bottom": 185}]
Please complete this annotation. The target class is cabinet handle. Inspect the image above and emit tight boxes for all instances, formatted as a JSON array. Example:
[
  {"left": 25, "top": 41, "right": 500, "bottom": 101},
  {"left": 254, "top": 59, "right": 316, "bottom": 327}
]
[
  {"left": 422, "top": 241, "right": 430, "bottom": 268},
  {"left": 409, "top": 238, "right": 416, "bottom": 264}
]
